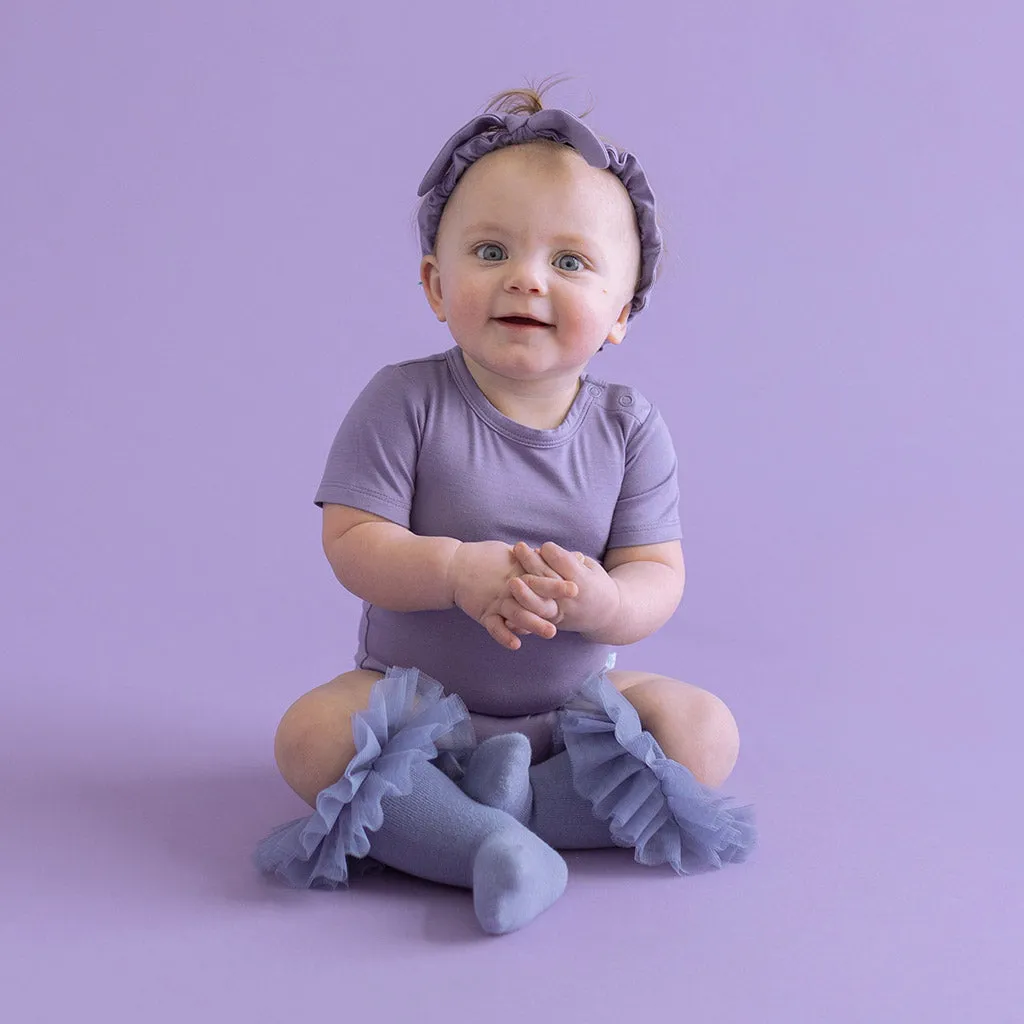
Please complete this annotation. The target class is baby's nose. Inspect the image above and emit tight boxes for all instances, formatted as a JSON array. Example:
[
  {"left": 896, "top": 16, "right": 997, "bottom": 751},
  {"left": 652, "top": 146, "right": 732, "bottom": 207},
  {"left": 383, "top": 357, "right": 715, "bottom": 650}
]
[{"left": 503, "top": 259, "right": 548, "bottom": 293}]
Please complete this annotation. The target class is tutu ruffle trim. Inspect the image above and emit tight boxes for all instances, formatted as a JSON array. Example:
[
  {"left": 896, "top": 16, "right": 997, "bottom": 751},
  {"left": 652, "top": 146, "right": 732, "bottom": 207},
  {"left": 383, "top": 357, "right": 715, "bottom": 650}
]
[
  {"left": 253, "top": 666, "right": 476, "bottom": 889},
  {"left": 558, "top": 673, "right": 757, "bottom": 874}
]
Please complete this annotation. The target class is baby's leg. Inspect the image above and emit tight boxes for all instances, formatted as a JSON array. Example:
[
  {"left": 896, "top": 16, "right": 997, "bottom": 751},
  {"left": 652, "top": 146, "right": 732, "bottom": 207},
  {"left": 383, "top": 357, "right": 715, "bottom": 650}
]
[
  {"left": 263, "top": 668, "right": 567, "bottom": 934},
  {"left": 462, "top": 670, "right": 755, "bottom": 871},
  {"left": 607, "top": 670, "right": 740, "bottom": 788},
  {"left": 274, "top": 668, "right": 385, "bottom": 806}
]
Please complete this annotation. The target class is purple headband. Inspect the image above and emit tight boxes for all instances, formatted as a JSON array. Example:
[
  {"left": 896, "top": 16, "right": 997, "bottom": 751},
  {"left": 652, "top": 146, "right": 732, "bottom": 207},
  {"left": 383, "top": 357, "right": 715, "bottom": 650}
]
[{"left": 417, "top": 109, "right": 663, "bottom": 320}]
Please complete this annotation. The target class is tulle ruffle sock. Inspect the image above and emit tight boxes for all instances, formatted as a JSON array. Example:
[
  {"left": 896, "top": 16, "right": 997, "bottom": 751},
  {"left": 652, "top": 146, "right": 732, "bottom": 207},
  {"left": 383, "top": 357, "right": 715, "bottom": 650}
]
[
  {"left": 557, "top": 672, "right": 758, "bottom": 873},
  {"left": 253, "top": 666, "right": 568, "bottom": 934},
  {"left": 460, "top": 674, "right": 758, "bottom": 870},
  {"left": 461, "top": 734, "right": 617, "bottom": 849}
]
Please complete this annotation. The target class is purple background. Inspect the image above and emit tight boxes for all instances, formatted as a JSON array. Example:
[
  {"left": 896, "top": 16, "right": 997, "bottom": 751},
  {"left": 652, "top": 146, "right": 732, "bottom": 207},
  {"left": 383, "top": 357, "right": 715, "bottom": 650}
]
[{"left": 2, "top": 2, "right": 1021, "bottom": 1021}]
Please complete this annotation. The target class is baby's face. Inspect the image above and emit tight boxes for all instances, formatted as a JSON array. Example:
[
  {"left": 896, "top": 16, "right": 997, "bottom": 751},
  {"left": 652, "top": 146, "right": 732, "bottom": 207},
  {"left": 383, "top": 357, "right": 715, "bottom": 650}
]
[{"left": 420, "top": 142, "right": 641, "bottom": 387}]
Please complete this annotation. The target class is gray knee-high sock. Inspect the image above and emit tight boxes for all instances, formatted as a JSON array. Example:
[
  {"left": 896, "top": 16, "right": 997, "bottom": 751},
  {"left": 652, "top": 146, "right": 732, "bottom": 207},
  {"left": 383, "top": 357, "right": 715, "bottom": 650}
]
[
  {"left": 366, "top": 756, "right": 568, "bottom": 935},
  {"left": 529, "top": 750, "right": 617, "bottom": 850},
  {"left": 462, "top": 736, "right": 614, "bottom": 851},
  {"left": 461, "top": 733, "right": 534, "bottom": 822}
]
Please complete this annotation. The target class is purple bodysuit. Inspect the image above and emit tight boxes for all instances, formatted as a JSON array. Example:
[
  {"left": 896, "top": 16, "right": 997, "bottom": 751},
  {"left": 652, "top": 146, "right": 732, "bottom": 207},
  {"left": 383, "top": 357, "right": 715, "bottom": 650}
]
[{"left": 315, "top": 346, "right": 681, "bottom": 720}]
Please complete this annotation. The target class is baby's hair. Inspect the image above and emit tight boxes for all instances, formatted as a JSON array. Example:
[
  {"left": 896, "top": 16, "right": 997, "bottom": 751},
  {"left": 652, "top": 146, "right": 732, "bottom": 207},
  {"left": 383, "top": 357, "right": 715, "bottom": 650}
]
[
  {"left": 478, "top": 74, "right": 626, "bottom": 153},
  {"left": 480, "top": 73, "right": 592, "bottom": 121}
]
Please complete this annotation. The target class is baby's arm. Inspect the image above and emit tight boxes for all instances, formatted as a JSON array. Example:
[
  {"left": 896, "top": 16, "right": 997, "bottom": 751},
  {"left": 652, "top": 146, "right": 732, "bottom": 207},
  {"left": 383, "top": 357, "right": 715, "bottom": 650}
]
[
  {"left": 509, "top": 540, "right": 684, "bottom": 645},
  {"left": 323, "top": 504, "right": 576, "bottom": 651}
]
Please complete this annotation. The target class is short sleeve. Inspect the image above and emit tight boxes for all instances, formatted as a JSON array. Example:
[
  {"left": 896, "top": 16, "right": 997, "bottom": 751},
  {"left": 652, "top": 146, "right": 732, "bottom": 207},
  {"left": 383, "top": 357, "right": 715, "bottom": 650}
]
[
  {"left": 313, "top": 364, "right": 421, "bottom": 528},
  {"left": 606, "top": 403, "right": 681, "bottom": 549}
]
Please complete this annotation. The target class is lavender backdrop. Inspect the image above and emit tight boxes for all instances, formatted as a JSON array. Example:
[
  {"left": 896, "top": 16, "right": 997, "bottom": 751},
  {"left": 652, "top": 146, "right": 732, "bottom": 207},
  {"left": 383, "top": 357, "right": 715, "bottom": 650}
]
[{"left": 2, "top": 2, "right": 1021, "bottom": 1021}]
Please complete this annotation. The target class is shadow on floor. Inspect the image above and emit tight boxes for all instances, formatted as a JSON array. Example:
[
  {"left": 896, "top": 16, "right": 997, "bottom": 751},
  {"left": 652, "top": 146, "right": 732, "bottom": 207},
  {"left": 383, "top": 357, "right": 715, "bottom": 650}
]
[{"left": 21, "top": 760, "right": 645, "bottom": 941}]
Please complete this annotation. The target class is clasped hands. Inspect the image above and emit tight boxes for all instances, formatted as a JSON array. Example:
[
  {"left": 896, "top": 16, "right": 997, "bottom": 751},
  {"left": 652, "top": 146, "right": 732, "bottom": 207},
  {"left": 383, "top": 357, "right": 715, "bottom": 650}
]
[{"left": 449, "top": 539, "right": 621, "bottom": 651}]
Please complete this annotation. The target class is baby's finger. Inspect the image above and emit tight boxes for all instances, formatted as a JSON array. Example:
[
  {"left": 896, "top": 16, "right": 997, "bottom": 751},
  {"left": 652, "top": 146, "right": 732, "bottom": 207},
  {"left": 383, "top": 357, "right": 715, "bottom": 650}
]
[
  {"left": 518, "top": 581, "right": 567, "bottom": 625},
  {"left": 483, "top": 612, "right": 522, "bottom": 650},
  {"left": 500, "top": 597, "right": 558, "bottom": 639},
  {"left": 513, "top": 541, "right": 562, "bottom": 578},
  {"left": 509, "top": 576, "right": 561, "bottom": 619},
  {"left": 520, "top": 573, "right": 577, "bottom": 602},
  {"left": 519, "top": 574, "right": 579, "bottom": 600},
  {"left": 537, "top": 542, "right": 588, "bottom": 582}
]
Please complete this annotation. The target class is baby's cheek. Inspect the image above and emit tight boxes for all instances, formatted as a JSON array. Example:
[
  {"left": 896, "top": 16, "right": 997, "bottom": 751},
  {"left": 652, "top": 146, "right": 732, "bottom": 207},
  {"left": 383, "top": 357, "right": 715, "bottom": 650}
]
[
  {"left": 446, "top": 291, "right": 486, "bottom": 330},
  {"left": 567, "top": 307, "right": 607, "bottom": 345}
]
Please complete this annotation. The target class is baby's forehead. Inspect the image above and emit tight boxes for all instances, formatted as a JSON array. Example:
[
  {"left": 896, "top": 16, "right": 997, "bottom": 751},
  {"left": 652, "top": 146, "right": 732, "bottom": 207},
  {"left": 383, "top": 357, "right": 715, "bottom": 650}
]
[
  {"left": 452, "top": 144, "right": 638, "bottom": 234},
  {"left": 473, "top": 142, "right": 621, "bottom": 195}
]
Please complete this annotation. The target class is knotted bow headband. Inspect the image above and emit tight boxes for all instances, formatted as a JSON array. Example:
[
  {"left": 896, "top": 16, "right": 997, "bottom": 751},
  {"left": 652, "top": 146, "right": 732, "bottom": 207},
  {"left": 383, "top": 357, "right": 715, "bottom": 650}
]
[{"left": 416, "top": 109, "right": 663, "bottom": 320}]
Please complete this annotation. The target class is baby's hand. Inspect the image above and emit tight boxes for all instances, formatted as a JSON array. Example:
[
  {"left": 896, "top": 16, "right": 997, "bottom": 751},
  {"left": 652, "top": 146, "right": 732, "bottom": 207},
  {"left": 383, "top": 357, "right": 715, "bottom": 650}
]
[
  {"left": 501, "top": 545, "right": 581, "bottom": 636},
  {"left": 508, "top": 542, "right": 621, "bottom": 637},
  {"left": 449, "top": 540, "right": 579, "bottom": 651}
]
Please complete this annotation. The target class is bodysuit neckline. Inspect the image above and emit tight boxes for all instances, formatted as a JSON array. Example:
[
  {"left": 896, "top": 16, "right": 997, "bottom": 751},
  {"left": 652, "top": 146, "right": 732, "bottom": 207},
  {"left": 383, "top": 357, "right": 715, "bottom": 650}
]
[{"left": 444, "top": 346, "right": 604, "bottom": 449}]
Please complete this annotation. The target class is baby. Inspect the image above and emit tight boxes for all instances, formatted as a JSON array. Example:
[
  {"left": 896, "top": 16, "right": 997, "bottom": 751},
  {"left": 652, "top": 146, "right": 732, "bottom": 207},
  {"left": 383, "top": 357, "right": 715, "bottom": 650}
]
[{"left": 254, "top": 82, "right": 756, "bottom": 935}]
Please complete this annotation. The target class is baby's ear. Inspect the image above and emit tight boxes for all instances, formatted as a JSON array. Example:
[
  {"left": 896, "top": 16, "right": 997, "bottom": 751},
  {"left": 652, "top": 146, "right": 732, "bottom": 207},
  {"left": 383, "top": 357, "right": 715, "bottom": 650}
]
[
  {"left": 605, "top": 299, "right": 632, "bottom": 346},
  {"left": 420, "top": 255, "right": 447, "bottom": 322}
]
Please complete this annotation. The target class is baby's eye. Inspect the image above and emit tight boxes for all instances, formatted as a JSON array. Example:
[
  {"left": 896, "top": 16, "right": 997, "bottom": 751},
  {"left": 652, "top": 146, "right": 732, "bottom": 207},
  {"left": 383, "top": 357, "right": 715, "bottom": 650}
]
[
  {"left": 475, "top": 243, "right": 505, "bottom": 261},
  {"left": 555, "top": 253, "right": 585, "bottom": 272}
]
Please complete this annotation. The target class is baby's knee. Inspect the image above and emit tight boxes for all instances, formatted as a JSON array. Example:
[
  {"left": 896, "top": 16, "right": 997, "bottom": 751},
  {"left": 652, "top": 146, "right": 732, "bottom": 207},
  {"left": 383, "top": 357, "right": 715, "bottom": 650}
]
[
  {"left": 654, "top": 686, "right": 740, "bottom": 788},
  {"left": 273, "top": 692, "right": 358, "bottom": 805},
  {"left": 696, "top": 693, "right": 740, "bottom": 787},
  {"left": 274, "top": 700, "right": 327, "bottom": 777}
]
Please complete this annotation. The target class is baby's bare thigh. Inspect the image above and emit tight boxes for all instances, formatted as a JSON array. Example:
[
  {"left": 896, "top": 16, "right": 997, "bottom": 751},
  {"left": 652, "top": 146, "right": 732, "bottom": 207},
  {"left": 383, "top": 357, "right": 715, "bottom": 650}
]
[
  {"left": 606, "top": 669, "right": 717, "bottom": 708},
  {"left": 274, "top": 668, "right": 384, "bottom": 805},
  {"left": 606, "top": 669, "right": 740, "bottom": 786},
  {"left": 606, "top": 668, "right": 737, "bottom": 739}
]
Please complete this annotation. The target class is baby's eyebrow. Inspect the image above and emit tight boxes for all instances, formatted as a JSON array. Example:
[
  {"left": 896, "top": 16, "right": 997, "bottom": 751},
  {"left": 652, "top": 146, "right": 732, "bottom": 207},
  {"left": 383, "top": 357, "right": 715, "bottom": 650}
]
[{"left": 463, "top": 221, "right": 519, "bottom": 236}]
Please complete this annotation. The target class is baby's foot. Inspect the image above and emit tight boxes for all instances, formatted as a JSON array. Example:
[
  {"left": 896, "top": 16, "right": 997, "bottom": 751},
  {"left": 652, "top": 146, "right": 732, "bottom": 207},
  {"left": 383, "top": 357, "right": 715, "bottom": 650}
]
[
  {"left": 461, "top": 733, "right": 532, "bottom": 824},
  {"left": 472, "top": 828, "right": 568, "bottom": 935}
]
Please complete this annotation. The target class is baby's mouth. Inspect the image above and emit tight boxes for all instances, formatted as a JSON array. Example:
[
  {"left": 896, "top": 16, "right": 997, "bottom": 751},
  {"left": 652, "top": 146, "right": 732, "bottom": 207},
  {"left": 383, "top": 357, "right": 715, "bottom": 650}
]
[{"left": 495, "top": 316, "right": 551, "bottom": 327}]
